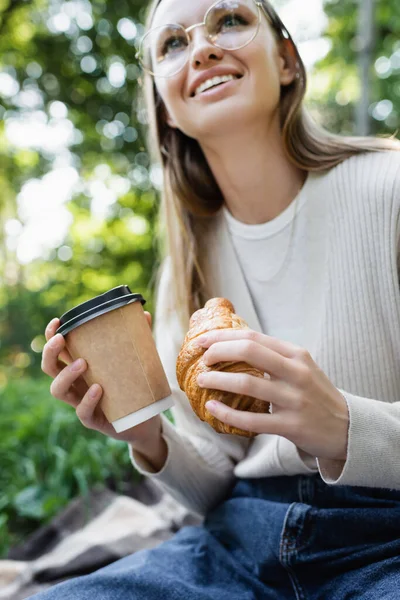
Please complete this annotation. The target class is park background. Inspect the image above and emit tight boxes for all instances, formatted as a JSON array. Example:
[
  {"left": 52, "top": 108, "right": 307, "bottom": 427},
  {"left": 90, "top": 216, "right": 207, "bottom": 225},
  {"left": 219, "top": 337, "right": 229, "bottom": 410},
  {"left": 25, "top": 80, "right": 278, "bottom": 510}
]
[{"left": 0, "top": 0, "right": 399, "bottom": 557}]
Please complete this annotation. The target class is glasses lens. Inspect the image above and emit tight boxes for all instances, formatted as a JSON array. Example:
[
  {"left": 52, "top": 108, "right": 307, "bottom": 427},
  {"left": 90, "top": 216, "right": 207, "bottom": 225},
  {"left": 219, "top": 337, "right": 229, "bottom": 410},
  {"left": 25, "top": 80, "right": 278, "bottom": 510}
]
[
  {"left": 205, "top": 0, "right": 260, "bottom": 50},
  {"left": 140, "top": 24, "right": 189, "bottom": 77}
]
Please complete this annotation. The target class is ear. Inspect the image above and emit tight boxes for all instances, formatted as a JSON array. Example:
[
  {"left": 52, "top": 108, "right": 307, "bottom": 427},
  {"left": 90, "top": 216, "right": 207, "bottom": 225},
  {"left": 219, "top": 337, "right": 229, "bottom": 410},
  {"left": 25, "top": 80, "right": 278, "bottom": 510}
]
[
  {"left": 277, "top": 39, "right": 298, "bottom": 86},
  {"left": 166, "top": 110, "right": 178, "bottom": 129},
  {"left": 158, "top": 94, "right": 178, "bottom": 129}
]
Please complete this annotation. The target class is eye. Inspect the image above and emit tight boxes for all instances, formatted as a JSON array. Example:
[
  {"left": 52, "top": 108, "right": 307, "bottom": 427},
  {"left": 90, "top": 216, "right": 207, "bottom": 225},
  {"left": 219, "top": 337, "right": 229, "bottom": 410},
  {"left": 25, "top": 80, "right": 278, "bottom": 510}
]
[
  {"left": 217, "top": 13, "right": 248, "bottom": 32},
  {"left": 160, "top": 35, "right": 187, "bottom": 57}
]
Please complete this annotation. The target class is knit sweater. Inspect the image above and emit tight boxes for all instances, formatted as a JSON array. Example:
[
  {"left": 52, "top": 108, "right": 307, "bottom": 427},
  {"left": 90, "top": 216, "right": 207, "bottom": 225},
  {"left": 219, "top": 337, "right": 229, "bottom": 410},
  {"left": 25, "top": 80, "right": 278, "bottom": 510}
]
[{"left": 129, "top": 150, "right": 400, "bottom": 518}]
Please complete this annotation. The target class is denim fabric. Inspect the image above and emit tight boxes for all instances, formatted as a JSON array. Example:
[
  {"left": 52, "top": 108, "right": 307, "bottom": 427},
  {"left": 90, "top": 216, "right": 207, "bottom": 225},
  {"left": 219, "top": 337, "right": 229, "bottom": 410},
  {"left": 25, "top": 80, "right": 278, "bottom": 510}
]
[{"left": 29, "top": 474, "right": 400, "bottom": 599}]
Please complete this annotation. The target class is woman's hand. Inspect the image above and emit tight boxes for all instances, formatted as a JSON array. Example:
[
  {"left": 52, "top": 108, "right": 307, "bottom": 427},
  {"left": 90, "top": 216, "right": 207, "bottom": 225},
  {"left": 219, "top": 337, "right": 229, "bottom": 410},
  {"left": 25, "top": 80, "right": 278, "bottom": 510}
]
[
  {"left": 41, "top": 313, "right": 163, "bottom": 446},
  {"left": 196, "top": 329, "right": 349, "bottom": 461}
]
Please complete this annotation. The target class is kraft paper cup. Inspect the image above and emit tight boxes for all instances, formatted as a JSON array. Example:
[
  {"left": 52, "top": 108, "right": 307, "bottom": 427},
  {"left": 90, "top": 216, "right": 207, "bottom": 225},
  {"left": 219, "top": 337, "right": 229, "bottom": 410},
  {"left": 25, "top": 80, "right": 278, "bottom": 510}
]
[{"left": 56, "top": 286, "right": 173, "bottom": 433}]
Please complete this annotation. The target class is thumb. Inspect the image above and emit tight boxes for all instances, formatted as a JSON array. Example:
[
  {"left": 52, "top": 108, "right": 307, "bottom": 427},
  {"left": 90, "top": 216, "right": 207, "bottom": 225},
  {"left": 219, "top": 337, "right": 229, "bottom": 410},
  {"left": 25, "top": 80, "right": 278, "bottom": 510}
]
[{"left": 144, "top": 311, "right": 152, "bottom": 329}]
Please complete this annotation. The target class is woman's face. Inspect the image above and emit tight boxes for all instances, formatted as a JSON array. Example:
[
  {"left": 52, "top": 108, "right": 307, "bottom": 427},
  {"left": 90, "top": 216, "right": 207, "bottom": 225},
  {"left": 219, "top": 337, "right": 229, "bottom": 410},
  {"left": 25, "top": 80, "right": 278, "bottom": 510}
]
[{"left": 151, "top": 0, "right": 295, "bottom": 141}]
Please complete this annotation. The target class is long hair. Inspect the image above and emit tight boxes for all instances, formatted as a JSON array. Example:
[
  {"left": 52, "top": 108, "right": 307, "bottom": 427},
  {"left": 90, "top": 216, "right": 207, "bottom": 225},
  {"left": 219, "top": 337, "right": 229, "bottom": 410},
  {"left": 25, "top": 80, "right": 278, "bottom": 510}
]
[{"left": 140, "top": 0, "right": 400, "bottom": 333}]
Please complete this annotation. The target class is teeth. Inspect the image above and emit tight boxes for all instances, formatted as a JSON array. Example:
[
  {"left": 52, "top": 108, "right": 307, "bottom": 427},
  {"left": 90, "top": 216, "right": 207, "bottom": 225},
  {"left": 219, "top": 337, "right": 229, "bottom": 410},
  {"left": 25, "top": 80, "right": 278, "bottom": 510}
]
[{"left": 195, "top": 74, "right": 238, "bottom": 96}]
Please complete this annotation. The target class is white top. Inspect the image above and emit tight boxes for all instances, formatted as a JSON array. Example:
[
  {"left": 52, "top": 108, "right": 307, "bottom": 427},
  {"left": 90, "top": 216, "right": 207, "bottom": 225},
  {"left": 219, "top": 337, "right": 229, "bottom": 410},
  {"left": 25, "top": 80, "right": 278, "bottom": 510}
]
[
  {"left": 222, "top": 170, "right": 327, "bottom": 351},
  {"left": 129, "top": 150, "right": 400, "bottom": 518}
]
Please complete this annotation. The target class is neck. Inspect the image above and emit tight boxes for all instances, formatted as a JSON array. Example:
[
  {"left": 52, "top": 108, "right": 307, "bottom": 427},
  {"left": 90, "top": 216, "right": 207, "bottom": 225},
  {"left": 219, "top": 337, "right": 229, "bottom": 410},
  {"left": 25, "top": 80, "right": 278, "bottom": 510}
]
[{"left": 199, "top": 117, "right": 307, "bottom": 225}]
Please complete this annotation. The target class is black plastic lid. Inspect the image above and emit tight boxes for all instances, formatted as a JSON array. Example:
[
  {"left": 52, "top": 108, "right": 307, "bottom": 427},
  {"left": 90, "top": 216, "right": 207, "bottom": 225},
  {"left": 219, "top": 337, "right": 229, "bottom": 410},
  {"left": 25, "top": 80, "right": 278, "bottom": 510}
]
[{"left": 56, "top": 286, "right": 146, "bottom": 336}]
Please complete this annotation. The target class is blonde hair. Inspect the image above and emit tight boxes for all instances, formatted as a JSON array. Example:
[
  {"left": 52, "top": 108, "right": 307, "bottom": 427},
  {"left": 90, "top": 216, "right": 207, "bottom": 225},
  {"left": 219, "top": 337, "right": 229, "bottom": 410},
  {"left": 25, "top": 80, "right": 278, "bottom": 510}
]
[{"left": 140, "top": 0, "right": 400, "bottom": 332}]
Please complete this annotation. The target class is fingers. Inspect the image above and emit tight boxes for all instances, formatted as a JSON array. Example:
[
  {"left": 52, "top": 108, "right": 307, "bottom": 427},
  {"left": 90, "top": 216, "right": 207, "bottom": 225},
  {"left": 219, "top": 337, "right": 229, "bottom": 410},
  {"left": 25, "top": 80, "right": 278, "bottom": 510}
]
[
  {"left": 197, "top": 329, "right": 299, "bottom": 359},
  {"left": 43, "top": 319, "right": 88, "bottom": 408},
  {"left": 75, "top": 384, "right": 103, "bottom": 428},
  {"left": 203, "top": 340, "right": 290, "bottom": 380},
  {"left": 144, "top": 311, "right": 152, "bottom": 328},
  {"left": 43, "top": 317, "right": 104, "bottom": 430},
  {"left": 205, "top": 401, "right": 284, "bottom": 436},
  {"left": 45, "top": 318, "right": 59, "bottom": 342},
  {"left": 198, "top": 371, "right": 294, "bottom": 408},
  {"left": 42, "top": 319, "right": 72, "bottom": 370},
  {"left": 42, "top": 333, "right": 69, "bottom": 378},
  {"left": 49, "top": 358, "right": 87, "bottom": 404}
]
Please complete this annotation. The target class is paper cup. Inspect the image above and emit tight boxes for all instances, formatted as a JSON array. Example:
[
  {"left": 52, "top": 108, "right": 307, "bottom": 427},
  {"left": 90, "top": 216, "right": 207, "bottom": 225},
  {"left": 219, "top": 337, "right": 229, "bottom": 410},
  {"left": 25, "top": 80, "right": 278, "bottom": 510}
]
[{"left": 56, "top": 286, "right": 173, "bottom": 432}]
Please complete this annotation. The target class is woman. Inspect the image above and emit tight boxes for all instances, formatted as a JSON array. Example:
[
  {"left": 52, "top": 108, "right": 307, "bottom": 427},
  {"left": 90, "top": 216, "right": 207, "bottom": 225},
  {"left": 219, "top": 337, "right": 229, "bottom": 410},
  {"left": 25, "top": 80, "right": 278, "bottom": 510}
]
[{"left": 35, "top": 0, "right": 400, "bottom": 598}]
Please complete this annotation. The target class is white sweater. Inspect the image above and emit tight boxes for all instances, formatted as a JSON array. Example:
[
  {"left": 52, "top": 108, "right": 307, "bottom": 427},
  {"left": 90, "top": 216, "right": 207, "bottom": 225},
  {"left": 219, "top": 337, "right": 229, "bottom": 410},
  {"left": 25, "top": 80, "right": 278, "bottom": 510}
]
[{"left": 130, "top": 151, "right": 400, "bottom": 517}]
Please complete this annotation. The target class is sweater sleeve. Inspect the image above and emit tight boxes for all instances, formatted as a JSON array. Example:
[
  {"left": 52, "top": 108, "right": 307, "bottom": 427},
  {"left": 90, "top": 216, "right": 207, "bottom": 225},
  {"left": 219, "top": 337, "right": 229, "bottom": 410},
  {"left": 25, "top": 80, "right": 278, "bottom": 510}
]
[
  {"left": 317, "top": 390, "right": 400, "bottom": 490},
  {"left": 129, "top": 257, "right": 251, "bottom": 517},
  {"left": 318, "top": 151, "right": 400, "bottom": 490}
]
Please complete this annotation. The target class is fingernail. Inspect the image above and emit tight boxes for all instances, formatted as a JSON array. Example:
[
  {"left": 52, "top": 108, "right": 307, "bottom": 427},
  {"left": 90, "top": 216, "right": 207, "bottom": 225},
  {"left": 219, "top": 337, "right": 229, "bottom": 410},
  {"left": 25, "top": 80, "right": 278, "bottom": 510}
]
[
  {"left": 196, "top": 335, "right": 208, "bottom": 346},
  {"left": 197, "top": 374, "right": 206, "bottom": 386},
  {"left": 89, "top": 385, "right": 100, "bottom": 399},
  {"left": 71, "top": 359, "right": 85, "bottom": 371},
  {"left": 49, "top": 334, "right": 61, "bottom": 348},
  {"left": 205, "top": 401, "right": 217, "bottom": 412},
  {"left": 46, "top": 318, "right": 58, "bottom": 333}
]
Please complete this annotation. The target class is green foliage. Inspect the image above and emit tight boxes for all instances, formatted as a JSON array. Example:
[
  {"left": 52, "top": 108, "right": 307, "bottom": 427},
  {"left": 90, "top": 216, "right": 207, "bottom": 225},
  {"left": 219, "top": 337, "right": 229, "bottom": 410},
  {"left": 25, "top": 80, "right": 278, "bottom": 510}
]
[
  {"left": 0, "top": 0, "right": 169, "bottom": 559},
  {"left": 0, "top": 373, "right": 141, "bottom": 557},
  {"left": 0, "top": 0, "right": 162, "bottom": 376},
  {"left": 309, "top": 0, "right": 400, "bottom": 134},
  {"left": 0, "top": 0, "right": 164, "bottom": 372}
]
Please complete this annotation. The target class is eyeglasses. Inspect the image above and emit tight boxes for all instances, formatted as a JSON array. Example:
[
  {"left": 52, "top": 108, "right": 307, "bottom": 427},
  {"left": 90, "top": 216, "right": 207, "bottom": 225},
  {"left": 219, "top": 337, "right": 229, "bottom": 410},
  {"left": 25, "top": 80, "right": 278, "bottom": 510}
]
[{"left": 136, "top": 0, "right": 290, "bottom": 79}]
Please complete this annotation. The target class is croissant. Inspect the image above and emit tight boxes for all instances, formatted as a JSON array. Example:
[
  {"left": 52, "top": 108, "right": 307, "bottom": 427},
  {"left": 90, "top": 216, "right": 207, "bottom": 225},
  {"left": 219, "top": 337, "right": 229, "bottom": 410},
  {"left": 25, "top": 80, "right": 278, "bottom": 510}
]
[{"left": 176, "top": 298, "right": 270, "bottom": 437}]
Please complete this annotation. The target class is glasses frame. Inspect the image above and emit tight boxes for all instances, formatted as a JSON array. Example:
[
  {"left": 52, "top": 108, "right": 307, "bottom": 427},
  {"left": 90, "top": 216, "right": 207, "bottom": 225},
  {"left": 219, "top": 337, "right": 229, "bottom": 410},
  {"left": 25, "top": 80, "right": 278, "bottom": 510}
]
[{"left": 136, "top": 0, "right": 290, "bottom": 78}]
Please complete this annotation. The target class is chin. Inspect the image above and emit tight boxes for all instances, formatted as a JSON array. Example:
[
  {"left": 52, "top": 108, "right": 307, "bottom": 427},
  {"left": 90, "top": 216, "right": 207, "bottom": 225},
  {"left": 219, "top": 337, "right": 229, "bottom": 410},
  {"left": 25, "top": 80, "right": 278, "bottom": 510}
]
[{"left": 189, "top": 99, "right": 263, "bottom": 140}]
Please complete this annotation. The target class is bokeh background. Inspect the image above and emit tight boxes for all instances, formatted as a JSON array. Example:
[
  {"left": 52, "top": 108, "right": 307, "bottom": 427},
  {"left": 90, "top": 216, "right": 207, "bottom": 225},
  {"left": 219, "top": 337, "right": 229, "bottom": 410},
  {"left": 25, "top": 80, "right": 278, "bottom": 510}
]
[{"left": 0, "top": 0, "right": 399, "bottom": 556}]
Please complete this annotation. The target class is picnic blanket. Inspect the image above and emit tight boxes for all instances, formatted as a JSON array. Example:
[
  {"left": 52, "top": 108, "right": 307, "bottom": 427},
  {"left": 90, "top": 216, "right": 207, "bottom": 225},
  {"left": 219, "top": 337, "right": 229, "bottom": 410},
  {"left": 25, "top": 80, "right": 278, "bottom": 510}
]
[{"left": 0, "top": 479, "right": 202, "bottom": 600}]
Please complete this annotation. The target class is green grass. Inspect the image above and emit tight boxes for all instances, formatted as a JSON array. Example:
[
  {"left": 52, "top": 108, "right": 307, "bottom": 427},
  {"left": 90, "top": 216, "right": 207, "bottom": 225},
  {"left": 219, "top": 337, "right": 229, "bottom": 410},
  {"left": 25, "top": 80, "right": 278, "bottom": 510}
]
[{"left": 0, "top": 374, "right": 144, "bottom": 558}]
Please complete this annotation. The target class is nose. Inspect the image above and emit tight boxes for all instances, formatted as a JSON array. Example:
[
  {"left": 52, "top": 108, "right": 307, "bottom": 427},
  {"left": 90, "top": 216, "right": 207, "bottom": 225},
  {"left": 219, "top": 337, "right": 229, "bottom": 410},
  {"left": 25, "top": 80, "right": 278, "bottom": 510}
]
[{"left": 189, "top": 26, "right": 224, "bottom": 68}]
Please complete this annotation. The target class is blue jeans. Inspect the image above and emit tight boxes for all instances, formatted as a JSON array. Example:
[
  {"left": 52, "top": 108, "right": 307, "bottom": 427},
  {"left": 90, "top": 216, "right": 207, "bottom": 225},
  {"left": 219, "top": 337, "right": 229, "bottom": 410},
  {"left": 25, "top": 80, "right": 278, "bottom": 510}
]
[{"left": 29, "top": 474, "right": 400, "bottom": 599}]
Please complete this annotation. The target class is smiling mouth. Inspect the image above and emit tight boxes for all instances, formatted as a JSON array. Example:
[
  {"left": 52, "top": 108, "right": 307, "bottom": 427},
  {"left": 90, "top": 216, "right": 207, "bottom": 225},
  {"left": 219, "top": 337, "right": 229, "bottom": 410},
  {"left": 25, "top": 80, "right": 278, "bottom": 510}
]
[{"left": 191, "top": 74, "right": 243, "bottom": 98}]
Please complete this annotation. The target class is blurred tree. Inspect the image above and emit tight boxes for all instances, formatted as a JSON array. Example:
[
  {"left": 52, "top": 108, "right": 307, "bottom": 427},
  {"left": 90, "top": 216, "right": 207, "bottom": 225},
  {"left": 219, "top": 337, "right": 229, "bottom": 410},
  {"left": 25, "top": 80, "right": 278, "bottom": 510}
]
[
  {"left": 0, "top": 0, "right": 162, "bottom": 376},
  {"left": 356, "top": 0, "right": 375, "bottom": 135},
  {"left": 308, "top": 0, "right": 400, "bottom": 136},
  {"left": 0, "top": 2, "right": 165, "bottom": 554}
]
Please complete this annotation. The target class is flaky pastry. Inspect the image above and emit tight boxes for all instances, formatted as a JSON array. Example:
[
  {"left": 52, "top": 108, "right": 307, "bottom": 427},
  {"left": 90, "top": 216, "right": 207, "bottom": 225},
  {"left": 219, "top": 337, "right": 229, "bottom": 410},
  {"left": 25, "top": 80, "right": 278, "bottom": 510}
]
[{"left": 176, "top": 298, "right": 270, "bottom": 437}]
